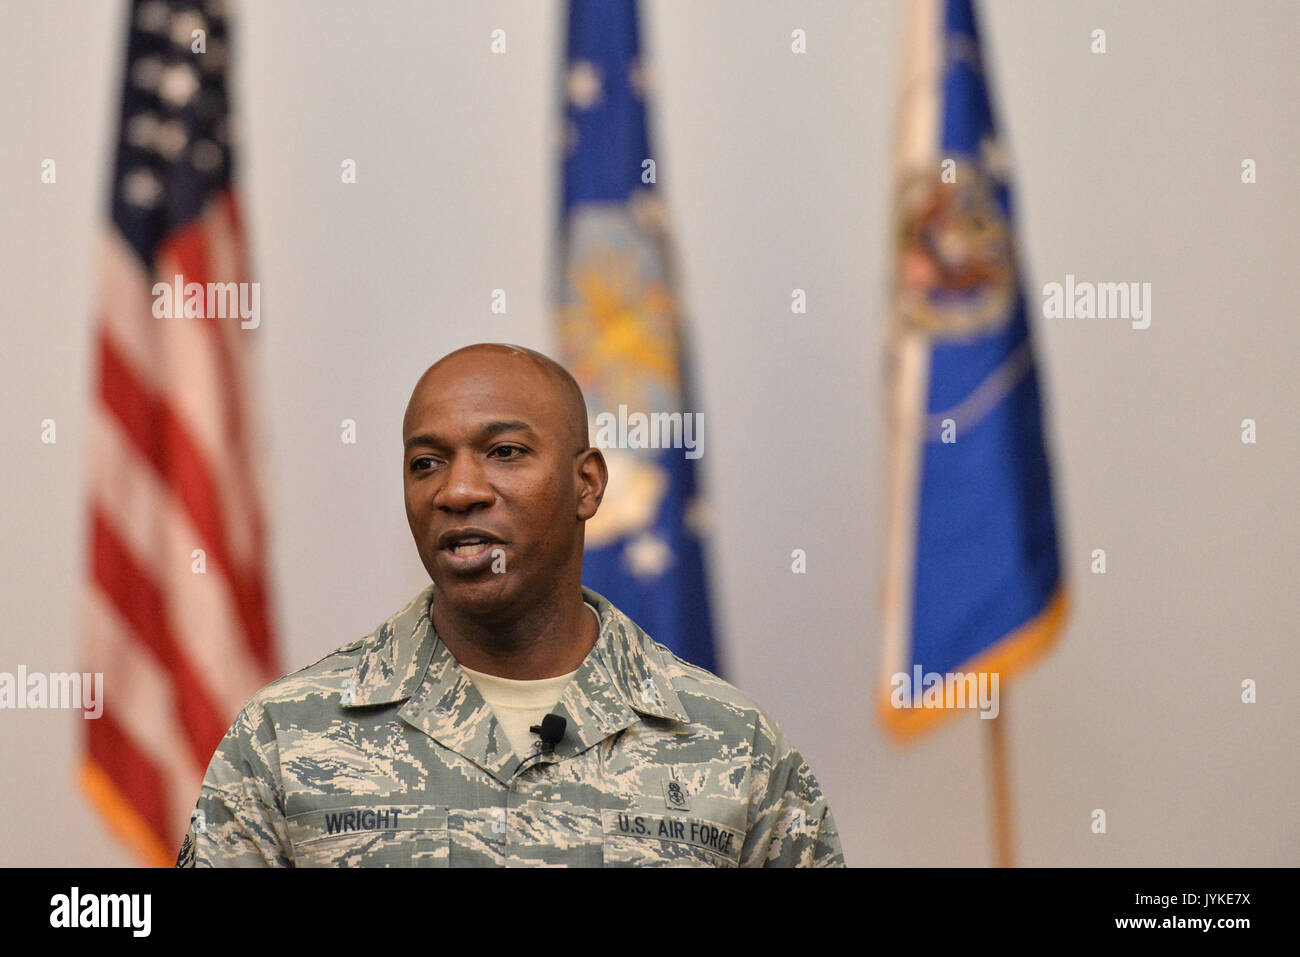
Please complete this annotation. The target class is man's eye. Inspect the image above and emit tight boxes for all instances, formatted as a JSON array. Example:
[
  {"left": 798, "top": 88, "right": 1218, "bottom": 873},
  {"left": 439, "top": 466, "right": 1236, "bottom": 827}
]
[
  {"left": 410, "top": 456, "right": 436, "bottom": 473},
  {"left": 490, "top": 445, "right": 524, "bottom": 459}
]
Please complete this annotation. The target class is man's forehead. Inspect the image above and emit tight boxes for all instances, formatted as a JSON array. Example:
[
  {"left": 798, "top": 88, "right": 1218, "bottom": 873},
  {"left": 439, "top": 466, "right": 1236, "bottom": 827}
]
[
  {"left": 403, "top": 344, "right": 589, "bottom": 451},
  {"left": 404, "top": 359, "right": 557, "bottom": 434}
]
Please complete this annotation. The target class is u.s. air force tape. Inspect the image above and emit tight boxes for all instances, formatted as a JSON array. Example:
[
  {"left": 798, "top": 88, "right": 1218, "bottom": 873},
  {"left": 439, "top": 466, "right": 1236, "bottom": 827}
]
[{"left": 601, "top": 809, "right": 743, "bottom": 861}]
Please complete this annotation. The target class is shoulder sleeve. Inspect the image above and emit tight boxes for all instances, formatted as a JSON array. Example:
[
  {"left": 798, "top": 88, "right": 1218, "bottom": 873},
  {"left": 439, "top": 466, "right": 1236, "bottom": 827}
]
[
  {"left": 176, "top": 700, "right": 292, "bottom": 868},
  {"left": 739, "top": 710, "right": 846, "bottom": 868}
]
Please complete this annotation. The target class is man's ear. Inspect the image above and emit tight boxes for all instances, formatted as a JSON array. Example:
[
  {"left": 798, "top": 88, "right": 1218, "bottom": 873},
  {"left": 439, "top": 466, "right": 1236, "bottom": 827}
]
[{"left": 576, "top": 447, "right": 608, "bottom": 521}]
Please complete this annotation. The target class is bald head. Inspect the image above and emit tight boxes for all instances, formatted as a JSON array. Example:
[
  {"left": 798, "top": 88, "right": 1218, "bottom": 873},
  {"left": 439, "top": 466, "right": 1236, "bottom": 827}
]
[{"left": 404, "top": 343, "right": 589, "bottom": 454}]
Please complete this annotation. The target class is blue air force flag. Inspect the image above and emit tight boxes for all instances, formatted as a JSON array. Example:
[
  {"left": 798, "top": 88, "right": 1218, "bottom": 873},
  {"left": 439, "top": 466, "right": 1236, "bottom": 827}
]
[
  {"left": 881, "top": 0, "right": 1068, "bottom": 738},
  {"left": 555, "top": 0, "right": 720, "bottom": 674}
]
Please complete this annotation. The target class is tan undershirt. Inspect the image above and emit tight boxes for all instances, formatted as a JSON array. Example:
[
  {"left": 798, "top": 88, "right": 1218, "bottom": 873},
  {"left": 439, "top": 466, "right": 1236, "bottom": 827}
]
[{"left": 458, "top": 603, "right": 599, "bottom": 757}]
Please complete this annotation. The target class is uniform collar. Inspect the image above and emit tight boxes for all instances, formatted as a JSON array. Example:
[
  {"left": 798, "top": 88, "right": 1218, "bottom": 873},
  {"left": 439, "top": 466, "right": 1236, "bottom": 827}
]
[{"left": 345, "top": 583, "right": 690, "bottom": 785}]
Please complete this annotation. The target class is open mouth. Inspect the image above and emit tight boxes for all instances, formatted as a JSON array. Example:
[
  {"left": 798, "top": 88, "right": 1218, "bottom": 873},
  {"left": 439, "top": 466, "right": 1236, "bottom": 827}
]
[
  {"left": 436, "top": 528, "right": 507, "bottom": 572},
  {"left": 446, "top": 539, "right": 492, "bottom": 557}
]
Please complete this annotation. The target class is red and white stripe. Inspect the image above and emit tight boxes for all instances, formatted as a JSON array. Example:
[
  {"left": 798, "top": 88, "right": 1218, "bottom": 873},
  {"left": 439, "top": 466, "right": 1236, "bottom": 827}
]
[{"left": 83, "top": 189, "right": 279, "bottom": 866}]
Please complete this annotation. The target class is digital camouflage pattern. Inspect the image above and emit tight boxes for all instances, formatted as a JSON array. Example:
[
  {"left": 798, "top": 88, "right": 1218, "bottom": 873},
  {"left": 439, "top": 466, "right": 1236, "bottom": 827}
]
[{"left": 177, "top": 584, "right": 845, "bottom": 867}]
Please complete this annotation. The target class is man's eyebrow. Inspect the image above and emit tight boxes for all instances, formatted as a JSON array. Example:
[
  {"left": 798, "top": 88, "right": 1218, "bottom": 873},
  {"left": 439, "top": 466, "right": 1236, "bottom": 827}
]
[
  {"left": 480, "top": 420, "right": 538, "bottom": 439},
  {"left": 404, "top": 420, "right": 538, "bottom": 452}
]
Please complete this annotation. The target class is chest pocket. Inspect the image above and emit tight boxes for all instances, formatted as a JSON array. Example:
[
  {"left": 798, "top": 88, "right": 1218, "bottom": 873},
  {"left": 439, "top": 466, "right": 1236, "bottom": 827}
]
[
  {"left": 601, "top": 808, "right": 743, "bottom": 868},
  {"left": 288, "top": 805, "right": 448, "bottom": 868}
]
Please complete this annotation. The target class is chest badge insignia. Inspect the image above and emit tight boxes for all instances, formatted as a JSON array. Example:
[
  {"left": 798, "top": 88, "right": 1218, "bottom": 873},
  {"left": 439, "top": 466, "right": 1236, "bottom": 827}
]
[{"left": 662, "top": 777, "right": 690, "bottom": 811}]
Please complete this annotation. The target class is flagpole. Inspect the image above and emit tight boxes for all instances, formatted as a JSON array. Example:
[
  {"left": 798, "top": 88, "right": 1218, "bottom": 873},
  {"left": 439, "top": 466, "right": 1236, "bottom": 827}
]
[{"left": 987, "top": 690, "right": 1016, "bottom": 867}]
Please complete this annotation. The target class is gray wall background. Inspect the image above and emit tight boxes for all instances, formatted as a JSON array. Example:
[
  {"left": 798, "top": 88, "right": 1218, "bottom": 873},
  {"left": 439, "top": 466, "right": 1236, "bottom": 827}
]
[{"left": 2, "top": 0, "right": 1296, "bottom": 866}]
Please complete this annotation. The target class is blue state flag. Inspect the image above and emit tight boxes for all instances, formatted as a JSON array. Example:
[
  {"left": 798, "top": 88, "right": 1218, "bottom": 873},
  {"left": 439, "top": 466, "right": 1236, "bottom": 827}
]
[
  {"left": 881, "top": 0, "right": 1068, "bottom": 738},
  {"left": 555, "top": 0, "right": 720, "bottom": 674}
]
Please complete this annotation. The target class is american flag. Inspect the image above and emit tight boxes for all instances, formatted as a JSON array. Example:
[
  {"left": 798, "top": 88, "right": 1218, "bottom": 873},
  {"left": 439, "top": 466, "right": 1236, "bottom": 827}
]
[{"left": 81, "top": 0, "right": 279, "bottom": 866}]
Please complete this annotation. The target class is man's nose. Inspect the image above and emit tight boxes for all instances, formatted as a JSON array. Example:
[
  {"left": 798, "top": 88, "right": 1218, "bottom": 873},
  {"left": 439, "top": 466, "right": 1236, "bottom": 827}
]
[{"left": 432, "top": 451, "right": 494, "bottom": 512}]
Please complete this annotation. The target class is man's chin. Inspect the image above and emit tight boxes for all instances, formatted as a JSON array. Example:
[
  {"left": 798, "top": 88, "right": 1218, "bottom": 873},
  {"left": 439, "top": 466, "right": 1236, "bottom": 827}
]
[{"left": 431, "top": 574, "right": 515, "bottom": 619}]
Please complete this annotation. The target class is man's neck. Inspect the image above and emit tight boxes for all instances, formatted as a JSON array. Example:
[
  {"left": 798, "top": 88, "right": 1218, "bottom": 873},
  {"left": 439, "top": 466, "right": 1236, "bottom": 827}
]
[{"left": 433, "top": 591, "right": 600, "bottom": 680}]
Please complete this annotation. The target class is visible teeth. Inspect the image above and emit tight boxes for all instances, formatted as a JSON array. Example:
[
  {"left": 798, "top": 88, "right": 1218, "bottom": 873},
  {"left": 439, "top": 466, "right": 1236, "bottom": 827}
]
[{"left": 450, "top": 542, "right": 489, "bottom": 555}]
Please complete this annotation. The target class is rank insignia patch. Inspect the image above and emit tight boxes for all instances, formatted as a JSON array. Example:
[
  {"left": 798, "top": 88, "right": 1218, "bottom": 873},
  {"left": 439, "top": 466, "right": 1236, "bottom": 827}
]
[{"left": 662, "top": 777, "right": 690, "bottom": 811}]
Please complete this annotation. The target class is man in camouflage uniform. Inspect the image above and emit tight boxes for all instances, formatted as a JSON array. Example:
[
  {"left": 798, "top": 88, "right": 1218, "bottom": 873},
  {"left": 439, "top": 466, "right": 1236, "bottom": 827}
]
[{"left": 178, "top": 344, "right": 844, "bottom": 867}]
